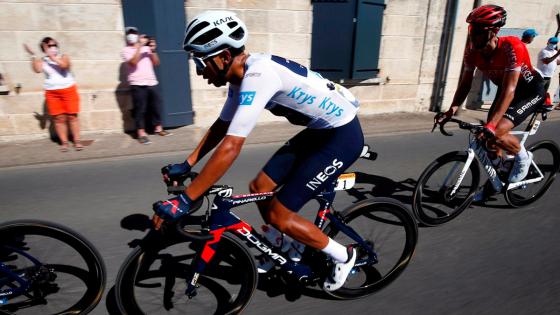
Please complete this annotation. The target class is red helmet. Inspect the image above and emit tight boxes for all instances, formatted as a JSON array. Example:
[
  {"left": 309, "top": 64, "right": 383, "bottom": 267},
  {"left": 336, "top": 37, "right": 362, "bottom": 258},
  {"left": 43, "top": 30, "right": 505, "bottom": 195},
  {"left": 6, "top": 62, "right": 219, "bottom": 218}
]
[{"left": 466, "top": 4, "right": 507, "bottom": 27}]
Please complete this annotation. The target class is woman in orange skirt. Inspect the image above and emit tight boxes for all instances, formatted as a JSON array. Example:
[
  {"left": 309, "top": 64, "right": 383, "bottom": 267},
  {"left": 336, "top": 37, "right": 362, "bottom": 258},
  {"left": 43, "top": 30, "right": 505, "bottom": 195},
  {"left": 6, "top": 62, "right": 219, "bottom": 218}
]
[{"left": 24, "top": 37, "right": 83, "bottom": 152}]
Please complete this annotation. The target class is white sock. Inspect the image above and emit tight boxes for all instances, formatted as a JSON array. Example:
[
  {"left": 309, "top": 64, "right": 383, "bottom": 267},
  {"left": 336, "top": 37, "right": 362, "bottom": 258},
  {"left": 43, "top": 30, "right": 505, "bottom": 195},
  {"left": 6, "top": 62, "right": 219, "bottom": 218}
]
[
  {"left": 516, "top": 147, "right": 529, "bottom": 161},
  {"left": 321, "top": 237, "right": 348, "bottom": 263}
]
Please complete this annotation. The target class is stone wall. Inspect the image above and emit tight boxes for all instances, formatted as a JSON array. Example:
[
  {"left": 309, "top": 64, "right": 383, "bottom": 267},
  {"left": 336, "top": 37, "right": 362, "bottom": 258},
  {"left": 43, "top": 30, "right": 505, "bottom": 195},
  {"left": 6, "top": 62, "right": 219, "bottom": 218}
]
[
  {"left": 0, "top": 0, "right": 126, "bottom": 140},
  {"left": 1, "top": 0, "right": 559, "bottom": 140}
]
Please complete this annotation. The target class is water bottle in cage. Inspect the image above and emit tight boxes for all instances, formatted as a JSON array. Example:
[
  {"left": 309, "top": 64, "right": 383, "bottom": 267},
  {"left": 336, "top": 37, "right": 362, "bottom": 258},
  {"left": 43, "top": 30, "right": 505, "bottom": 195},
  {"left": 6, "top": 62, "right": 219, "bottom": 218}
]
[
  {"left": 261, "top": 224, "right": 291, "bottom": 251},
  {"left": 261, "top": 224, "right": 305, "bottom": 262}
]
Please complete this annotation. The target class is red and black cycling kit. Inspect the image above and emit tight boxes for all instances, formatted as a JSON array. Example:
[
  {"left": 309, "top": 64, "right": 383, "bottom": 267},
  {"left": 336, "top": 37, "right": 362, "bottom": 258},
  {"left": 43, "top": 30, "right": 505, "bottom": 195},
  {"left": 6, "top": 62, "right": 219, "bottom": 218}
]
[{"left": 463, "top": 36, "right": 545, "bottom": 126}]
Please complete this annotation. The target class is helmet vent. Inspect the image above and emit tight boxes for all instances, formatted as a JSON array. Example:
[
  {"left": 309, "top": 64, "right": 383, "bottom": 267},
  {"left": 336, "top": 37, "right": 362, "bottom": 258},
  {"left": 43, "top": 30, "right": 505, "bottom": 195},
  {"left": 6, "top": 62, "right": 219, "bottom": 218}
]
[
  {"left": 229, "top": 27, "right": 245, "bottom": 40},
  {"left": 186, "top": 18, "right": 198, "bottom": 31},
  {"left": 227, "top": 21, "right": 238, "bottom": 29},
  {"left": 192, "top": 28, "right": 223, "bottom": 45},
  {"left": 185, "top": 21, "right": 210, "bottom": 43}
]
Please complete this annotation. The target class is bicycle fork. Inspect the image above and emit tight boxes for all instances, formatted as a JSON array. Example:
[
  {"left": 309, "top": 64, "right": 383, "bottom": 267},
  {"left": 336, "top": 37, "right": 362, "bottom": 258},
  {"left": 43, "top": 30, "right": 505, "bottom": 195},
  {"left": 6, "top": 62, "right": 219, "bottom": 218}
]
[{"left": 447, "top": 145, "right": 503, "bottom": 198}]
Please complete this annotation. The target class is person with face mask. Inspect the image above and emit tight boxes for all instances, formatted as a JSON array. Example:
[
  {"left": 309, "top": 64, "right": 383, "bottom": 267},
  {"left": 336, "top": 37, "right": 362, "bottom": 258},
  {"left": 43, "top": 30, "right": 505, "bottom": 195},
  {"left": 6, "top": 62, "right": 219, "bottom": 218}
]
[
  {"left": 23, "top": 37, "right": 83, "bottom": 152},
  {"left": 121, "top": 26, "right": 171, "bottom": 144},
  {"left": 535, "top": 37, "right": 560, "bottom": 97},
  {"left": 436, "top": 5, "right": 546, "bottom": 196}
]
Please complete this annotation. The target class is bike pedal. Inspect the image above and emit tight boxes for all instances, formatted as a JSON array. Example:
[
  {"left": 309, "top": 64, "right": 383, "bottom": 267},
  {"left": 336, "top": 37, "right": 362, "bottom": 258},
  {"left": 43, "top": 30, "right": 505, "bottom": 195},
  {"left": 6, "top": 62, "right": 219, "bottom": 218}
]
[{"left": 187, "top": 289, "right": 198, "bottom": 299}]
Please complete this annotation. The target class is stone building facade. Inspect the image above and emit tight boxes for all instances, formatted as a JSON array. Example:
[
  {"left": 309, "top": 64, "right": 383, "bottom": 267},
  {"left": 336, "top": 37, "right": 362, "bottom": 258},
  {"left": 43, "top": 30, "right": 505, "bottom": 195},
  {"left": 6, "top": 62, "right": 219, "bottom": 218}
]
[{"left": 0, "top": 0, "right": 558, "bottom": 140}]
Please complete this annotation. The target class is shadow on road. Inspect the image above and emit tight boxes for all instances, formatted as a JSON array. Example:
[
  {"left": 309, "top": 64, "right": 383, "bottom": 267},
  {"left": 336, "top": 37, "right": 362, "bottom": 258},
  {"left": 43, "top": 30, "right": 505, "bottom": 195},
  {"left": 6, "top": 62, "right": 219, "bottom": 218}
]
[{"left": 344, "top": 171, "right": 417, "bottom": 206}]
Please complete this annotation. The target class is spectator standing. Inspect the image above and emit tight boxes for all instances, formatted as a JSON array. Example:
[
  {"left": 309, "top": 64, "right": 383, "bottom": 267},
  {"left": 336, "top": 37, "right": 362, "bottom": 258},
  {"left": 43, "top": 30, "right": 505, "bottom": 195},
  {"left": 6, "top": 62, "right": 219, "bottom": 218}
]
[
  {"left": 24, "top": 38, "right": 83, "bottom": 152},
  {"left": 521, "top": 29, "right": 538, "bottom": 44},
  {"left": 536, "top": 37, "right": 560, "bottom": 96},
  {"left": 121, "top": 26, "right": 171, "bottom": 144}
]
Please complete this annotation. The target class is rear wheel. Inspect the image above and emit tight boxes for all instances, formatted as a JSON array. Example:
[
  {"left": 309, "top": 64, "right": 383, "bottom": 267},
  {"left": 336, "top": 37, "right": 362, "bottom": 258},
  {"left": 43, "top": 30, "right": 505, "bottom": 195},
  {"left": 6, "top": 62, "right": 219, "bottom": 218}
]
[
  {"left": 505, "top": 140, "right": 560, "bottom": 207},
  {"left": 322, "top": 198, "right": 418, "bottom": 299},
  {"left": 115, "top": 231, "right": 257, "bottom": 315},
  {"left": 413, "top": 151, "right": 480, "bottom": 226},
  {"left": 0, "top": 220, "right": 106, "bottom": 315}
]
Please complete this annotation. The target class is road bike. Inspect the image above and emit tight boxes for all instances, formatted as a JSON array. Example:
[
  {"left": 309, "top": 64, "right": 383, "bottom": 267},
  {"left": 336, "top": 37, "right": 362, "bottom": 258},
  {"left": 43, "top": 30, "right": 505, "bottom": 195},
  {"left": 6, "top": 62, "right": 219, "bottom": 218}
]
[
  {"left": 114, "top": 146, "right": 418, "bottom": 314},
  {"left": 412, "top": 108, "right": 560, "bottom": 226},
  {"left": 0, "top": 219, "right": 106, "bottom": 314}
]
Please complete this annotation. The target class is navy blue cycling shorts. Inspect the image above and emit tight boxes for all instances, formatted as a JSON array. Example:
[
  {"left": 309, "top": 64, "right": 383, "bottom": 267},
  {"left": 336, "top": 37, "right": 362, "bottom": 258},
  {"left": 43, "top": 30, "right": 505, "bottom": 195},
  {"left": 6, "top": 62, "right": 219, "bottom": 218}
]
[
  {"left": 495, "top": 75, "right": 545, "bottom": 127},
  {"left": 262, "top": 116, "right": 364, "bottom": 212}
]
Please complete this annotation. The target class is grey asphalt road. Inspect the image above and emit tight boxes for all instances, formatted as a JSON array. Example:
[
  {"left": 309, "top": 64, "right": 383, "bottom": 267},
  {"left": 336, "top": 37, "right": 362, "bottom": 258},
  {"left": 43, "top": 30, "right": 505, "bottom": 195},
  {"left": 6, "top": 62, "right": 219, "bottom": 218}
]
[{"left": 1, "top": 121, "right": 559, "bottom": 315}]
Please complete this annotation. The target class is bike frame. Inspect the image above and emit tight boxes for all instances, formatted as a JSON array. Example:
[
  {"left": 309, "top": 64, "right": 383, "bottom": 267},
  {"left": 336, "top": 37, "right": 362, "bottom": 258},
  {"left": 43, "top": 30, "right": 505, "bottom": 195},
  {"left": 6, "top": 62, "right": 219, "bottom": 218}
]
[
  {"left": 0, "top": 245, "right": 41, "bottom": 302},
  {"left": 183, "top": 176, "right": 376, "bottom": 297},
  {"left": 447, "top": 111, "right": 546, "bottom": 196}
]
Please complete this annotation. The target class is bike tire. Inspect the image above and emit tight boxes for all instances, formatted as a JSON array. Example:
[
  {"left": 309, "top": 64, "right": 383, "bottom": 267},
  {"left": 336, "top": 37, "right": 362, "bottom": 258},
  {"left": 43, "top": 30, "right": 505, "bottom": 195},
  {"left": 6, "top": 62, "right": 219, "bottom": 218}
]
[
  {"left": 0, "top": 219, "right": 106, "bottom": 315},
  {"left": 412, "top": 151, "right": 481, "bottom": 226},
  {"left": 505, "top": 140, "right": 560, "bottom": 207},
  {"left": 115, "top": 232, "right": 257, "bottom": 315},
  {"left": 322, "top": 198, "right": 418, "bottom": 299}
]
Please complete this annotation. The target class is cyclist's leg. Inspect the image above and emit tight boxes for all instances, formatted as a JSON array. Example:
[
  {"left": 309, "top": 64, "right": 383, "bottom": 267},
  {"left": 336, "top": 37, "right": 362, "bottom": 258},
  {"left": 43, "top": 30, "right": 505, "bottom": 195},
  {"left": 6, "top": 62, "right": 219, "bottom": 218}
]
[
  {"left": 250, "top": 171, "right": 278, "bottom": 218},
  {"left": 266, "top": 197, "right": 329, "bottom": 249},
  {"left": 499, "top": 78, "right": 545, "bottom": 151},
  {"left": 266, "top": 117, "right": 364, "bottom": 256},
  {"left": 501, "top": 83, "right": 545, "bottom": 182},
  {"left": 493, "top": 118, "right": 517, "bottom": 153},
  {"left": 249, "top": 129, "right": 310, "bottom": 219}
]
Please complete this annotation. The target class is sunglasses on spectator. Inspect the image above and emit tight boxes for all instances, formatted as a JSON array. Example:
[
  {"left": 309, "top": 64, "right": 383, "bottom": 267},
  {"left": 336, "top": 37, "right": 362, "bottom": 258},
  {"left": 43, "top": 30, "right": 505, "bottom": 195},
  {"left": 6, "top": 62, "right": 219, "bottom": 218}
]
[
  {"left": 191, "top": 49, "right": 225, "bottom": 71},
  {"left": 47, "top": 44, "right": 58, "bottom": 48}
]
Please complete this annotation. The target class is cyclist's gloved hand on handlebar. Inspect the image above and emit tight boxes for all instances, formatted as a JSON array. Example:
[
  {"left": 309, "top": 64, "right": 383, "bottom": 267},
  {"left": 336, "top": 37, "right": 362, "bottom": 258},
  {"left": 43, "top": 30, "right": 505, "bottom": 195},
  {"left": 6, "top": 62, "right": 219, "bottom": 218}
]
[
  {"left": 478, "top": 122, "right": 496, "bottom": 140},
  {"left": 161, "top": 161, "right": 191, "bottom": 185},
  {"left": 434, "top": 107, "right": 456, "bottom": 125},
  {"left": 152, "top": 193, "right": 193, "bottom": 229}
]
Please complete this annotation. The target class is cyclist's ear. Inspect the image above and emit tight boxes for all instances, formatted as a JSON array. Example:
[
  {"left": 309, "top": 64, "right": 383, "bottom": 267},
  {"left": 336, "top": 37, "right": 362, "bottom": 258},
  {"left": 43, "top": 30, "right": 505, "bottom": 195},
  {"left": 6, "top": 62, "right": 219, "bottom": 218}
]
[{"left": 220, "top": 49, "right": 232, "bottom": 64}]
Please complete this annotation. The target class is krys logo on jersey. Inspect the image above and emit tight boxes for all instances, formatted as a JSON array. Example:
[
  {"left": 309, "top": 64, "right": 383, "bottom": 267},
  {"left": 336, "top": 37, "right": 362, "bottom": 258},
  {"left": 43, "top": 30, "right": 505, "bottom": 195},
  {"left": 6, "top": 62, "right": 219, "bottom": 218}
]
[
  {"left": 287, "top": 86, "right": 344, "bottom": 117},
  {"left": 239, "top": 91, "right": 256, "bottom": 105}
]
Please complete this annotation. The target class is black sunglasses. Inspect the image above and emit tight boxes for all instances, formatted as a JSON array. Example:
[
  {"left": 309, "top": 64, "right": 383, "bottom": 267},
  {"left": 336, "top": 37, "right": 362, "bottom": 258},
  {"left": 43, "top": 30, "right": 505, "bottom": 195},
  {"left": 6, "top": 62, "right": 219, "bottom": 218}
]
[
  {"left": 191, "top": 49, "right": 225, "bottom": 71},
  {"left": 47, "top": 44, "right": 58, "bottom": 48}
]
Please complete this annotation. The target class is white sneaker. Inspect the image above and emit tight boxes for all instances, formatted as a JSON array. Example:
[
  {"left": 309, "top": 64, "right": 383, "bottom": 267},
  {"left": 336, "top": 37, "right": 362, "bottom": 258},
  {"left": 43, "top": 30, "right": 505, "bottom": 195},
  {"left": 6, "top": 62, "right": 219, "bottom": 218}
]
[
  {"left": 323, "top": 246, "right": 356, "bottom": 292},
  {"left": 509, "top": 152, "right": 533, "bottom": 183}
]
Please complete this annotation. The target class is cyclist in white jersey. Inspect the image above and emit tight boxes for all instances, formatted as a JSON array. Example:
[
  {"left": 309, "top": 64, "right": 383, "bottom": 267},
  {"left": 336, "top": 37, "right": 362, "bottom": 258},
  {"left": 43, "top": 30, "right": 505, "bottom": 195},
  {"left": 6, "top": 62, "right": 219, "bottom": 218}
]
[{"left": 153, "top": 11, "right": 364, "bottom": 291}]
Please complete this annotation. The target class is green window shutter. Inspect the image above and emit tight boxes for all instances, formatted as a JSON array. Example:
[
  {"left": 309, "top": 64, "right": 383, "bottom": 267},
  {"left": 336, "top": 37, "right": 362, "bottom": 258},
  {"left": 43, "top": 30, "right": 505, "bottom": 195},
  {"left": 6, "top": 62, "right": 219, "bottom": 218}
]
[
  {"left": 310, "top": 0, "right": 356, "bottom": 80},
  {"left": 311, "top": 0, "right": 384, "bottom": 81},
  {"left": 122, "top": 0, "right": 194, "bottom": 127},
  {"left": 352, "top": 0, "right": 385, "bottom": 79}
]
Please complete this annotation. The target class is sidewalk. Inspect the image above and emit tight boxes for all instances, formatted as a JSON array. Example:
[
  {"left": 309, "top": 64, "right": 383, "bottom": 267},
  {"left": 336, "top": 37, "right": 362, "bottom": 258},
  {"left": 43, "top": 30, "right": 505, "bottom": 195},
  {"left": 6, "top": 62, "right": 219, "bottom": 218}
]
[{"left": 0, "top": 109, "right": 548, "bottom": 169}]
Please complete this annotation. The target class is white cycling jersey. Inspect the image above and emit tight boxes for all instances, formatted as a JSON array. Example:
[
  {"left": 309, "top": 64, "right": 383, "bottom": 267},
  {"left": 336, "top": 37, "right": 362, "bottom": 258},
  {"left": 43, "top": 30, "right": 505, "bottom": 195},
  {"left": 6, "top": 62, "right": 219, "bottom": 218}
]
[{"left": 219, "top": 53, "right": 360, "bottom": 137}]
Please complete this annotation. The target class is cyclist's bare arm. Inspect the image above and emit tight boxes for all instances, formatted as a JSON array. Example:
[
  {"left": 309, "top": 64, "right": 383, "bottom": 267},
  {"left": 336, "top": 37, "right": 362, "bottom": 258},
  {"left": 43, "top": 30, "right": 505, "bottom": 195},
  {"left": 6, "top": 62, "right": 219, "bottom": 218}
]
[
  {"left": 186, "top": 118, "right": 230, "bottom": 167},
  {"left": 487, "top": 70, "right": 519, "bottom": 127},
  {"left": 185, "top": 134, "right": 245, "bottom": 200},
  {"left": 451, "top": 69, "right": 475, "bottom": 110},
  {"left": 440, "top": 69, "right": 474, "bottom": 121}
]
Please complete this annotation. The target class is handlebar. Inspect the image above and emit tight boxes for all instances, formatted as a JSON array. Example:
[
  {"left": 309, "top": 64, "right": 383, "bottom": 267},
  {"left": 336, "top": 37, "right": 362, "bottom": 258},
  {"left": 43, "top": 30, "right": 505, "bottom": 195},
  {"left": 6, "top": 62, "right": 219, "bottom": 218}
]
[{"left": 432, "top": 116, "right": 483, "bottom": 137}]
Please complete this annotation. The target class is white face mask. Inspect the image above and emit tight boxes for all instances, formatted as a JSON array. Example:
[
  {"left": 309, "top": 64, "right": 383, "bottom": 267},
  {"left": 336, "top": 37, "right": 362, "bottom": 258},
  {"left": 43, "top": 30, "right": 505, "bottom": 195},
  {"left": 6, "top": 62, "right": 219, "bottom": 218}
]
[
  {"left": 47, "top": 46, "right": 59, "bottom": 55},
  {"left": 547, "top": 44, "right": 557, "bottom": 50},
  {"left": 126, "top": 34, "right": 139, "bottom": 44}
]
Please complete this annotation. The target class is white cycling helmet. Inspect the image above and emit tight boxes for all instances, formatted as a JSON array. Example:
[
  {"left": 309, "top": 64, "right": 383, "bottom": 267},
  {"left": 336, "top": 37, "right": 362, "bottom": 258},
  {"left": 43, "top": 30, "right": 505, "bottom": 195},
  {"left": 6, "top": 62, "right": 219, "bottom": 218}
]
[{"left": 183, "top": 11, "right": 248, "bottom": 54}]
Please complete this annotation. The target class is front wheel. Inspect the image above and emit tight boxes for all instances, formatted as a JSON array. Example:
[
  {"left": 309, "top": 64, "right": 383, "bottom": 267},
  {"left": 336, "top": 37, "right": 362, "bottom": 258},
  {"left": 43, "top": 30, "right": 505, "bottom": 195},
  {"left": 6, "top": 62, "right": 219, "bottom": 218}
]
[
  {"left": 412, "top": 151, "right": 481, "bottom": 226},
  {"left": 322, "top": 198, "right": 418, "bottom": 299},
  {"left": 505, "top": 140, "right": 560, "bottom": 207},
  {"left": 115, "top": 231, "right": 257, "bottom": 315},
  {"left": 0, "top": 220, "right": 106, "bottom": 315}
]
